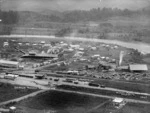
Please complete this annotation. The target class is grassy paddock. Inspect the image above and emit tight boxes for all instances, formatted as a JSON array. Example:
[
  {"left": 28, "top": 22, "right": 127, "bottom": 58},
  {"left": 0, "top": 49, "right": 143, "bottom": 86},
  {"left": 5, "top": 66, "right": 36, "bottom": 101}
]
[
  {"left": 56, "top": 85, "right": 150, "bottom": 101},
  {"left": 15, "top": 90, "right": 108, "bottom": 113},
  {"left": 0, "top": 83, "right": 39, "bottom": 102}
]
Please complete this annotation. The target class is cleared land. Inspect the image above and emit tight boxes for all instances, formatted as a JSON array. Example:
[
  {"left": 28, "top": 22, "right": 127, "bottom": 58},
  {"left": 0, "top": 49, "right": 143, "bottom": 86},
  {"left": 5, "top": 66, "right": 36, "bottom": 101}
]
[
  {"left": 0, "top": 83, "right": 39, "bottom": 102},
  {"left": 10, "top": 90, "right": 150, "bottom": 113},
  {"left": 14, "top": 90, "right": 109, "bottom": 113},
  {"left": 56, "top": 85, "right": 150, "bottom": 102},
  {"left": 118, "top": 103, "right": 150, "bottom": 113}
]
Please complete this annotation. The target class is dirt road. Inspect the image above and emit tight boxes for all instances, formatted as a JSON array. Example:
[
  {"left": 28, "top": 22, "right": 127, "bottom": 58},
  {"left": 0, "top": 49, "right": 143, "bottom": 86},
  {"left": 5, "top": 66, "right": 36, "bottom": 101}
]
[
  {"left": 0, "top": 89, "right": 48, "bottom": 106},
  {"left": 54, "top": 89, "right": 150, "bottom": 104},
  {"left": 1, "top": 76, "right": 150, "bottom": 105}
]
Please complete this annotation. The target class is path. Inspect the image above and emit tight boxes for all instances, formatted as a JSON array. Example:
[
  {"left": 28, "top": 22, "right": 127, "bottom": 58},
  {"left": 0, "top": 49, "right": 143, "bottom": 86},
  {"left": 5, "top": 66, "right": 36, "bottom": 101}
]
[
  {"left": 1, "top": 76, "right": 150, "bottom": 105},
  {"left": 54, "top": 89, "right": 150, "bottom": 104},
  {"left": 0, "top": 89, "right": 49, "bottom": 106},
  {"left": 86, "top": 100, "right": 110, "bottom": 113}
]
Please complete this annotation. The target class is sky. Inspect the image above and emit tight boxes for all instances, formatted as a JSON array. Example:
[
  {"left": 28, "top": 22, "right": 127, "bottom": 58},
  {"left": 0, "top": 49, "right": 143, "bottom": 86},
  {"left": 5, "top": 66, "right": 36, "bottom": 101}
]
[{"left": 0, "top": 0, "right": 150, "bottom": 12}]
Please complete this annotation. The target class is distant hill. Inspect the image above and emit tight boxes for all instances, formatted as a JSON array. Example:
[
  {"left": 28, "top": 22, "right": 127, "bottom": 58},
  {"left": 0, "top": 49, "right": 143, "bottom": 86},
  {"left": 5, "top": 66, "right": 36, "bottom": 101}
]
[
  {"left": 17, "top": 8, "right": 150, "bottom": 23},
  {"left": 1, "top": 8, "right": 150, "bottom": 26},
  {"left": 2, "top": 0, "right": 149, "bottom": 12},
  {"left": 17, "top": 11, "right": 50, "bottom": 22}
]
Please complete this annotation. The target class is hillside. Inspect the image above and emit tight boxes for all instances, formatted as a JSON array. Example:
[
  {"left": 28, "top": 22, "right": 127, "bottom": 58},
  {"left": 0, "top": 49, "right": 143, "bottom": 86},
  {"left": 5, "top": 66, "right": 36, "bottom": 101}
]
[{"left": 0, "top": 8, "right": 150, "bottom": 43}]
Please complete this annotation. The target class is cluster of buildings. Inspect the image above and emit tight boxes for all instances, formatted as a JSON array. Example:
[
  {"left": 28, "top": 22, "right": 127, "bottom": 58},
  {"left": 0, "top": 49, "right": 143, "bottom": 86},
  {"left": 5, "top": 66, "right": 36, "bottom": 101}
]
[{"left": 0, "top": 38, "right": 149, "bottom": 82}]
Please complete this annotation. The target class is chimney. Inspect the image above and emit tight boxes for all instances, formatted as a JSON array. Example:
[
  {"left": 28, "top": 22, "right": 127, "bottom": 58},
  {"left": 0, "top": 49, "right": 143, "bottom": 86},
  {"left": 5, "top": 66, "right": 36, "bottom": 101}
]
[{"left": 119, "top": 51, "right": 124, "bottom": 66}]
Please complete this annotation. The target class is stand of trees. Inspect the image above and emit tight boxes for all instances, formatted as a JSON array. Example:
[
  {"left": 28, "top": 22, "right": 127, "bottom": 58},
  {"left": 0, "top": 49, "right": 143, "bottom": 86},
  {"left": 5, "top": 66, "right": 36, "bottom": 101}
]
[
  {"left": 0, "top": 8, "right": 150, "bottom": 24},
  {"left": 0, "top": 25, "right": 13, "bottom": 35},
  {"left": 0, "top": 10, "right": 18, "bottom": 35},
  {"left": 48, "top": 8, "right": 150, "bottom": 22},
  {"left": 0, "top": 10, "right": 18, "bottom": 24},
  {"left": 0, "top": 8, "right": 150, "bottom": 35},
  {"left": 55, "top": 27, "right": 72, "bottom": 37}
]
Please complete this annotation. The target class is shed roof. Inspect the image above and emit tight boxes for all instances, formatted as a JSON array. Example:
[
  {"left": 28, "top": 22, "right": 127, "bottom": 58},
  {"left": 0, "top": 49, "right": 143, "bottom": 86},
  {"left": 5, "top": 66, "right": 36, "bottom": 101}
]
[
  {"left": 0, "top": 60, "right": 19, "bottom": 65},
  {"left": 117, "top": 66, "right": 129, "bottom": 70},
  {"left": 129, "top": 64, "right": 148, "bottom": 71},
  {"left": 87, "top": 65, "right": 95, "bottom": 68},
  {"left": 113, "top": 98, "right": 124, "bottom": 103},
  {"left": 35, "top": 74, "right": 45, "bottom": 77}
]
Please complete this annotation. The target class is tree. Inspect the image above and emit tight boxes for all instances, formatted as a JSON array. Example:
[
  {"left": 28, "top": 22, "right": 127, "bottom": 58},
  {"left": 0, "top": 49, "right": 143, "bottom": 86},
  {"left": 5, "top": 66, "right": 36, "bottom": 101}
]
[
  {"left": 55, "top": 27, "right": 72, "bottom": 37},
  {"left": 1, "top": 11, "right": 18, "bottom": 24},
  {"left": 98, "top": 32, "right": 107, "bottom": 39},
  {"left": 0, "top": 25, "right": 13, "bottom": 35}
]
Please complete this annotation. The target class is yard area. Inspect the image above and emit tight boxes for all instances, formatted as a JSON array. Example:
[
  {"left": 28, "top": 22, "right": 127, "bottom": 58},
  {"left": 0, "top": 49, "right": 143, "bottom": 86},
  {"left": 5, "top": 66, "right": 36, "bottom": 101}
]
[
  {"left": 14, "top": 90, "right": 109, "bottom": 113},
  {"left": 118, "top": 103, "right": 150, "bottom": 113},
  {"left": 0, "top": 83, "right": 39, "bottom": 102},
  {"left": 56, "top": 85, "right": 150, "bottom": 101}
]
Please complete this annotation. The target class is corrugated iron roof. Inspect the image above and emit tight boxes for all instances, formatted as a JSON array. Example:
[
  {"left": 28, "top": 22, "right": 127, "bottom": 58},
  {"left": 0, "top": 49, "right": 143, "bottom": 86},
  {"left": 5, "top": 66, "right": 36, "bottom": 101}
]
[
  {"left": 0, "top": 60, "right": 19, "bottom": 65},
  {"left": 113, "top": 98, "right": 124, "bottom": 103},
  {"left": 129, "top": 64, "right": 148, "bottom": 71}
]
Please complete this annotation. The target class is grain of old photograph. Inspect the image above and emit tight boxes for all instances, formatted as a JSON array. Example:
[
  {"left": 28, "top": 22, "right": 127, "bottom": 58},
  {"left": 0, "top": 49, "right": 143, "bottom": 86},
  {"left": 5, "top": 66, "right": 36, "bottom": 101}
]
[{"left": 0, "top": 0, "right": 150, "bottom": 113}]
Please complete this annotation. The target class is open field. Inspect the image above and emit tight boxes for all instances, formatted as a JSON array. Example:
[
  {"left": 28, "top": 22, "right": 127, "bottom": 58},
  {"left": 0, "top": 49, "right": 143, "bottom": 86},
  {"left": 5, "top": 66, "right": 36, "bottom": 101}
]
[
  {"left": 0, "top": 83, "right": 38, "bottom": 102},
  {"left": 14, "top": 90, "right": 109, "bottom": 113},
  {"left": 91, "top": 102, "right": 150, "bottom": 113},
  {"left": 118, "top": 103, "right": 150, "bottom": 113},
  {"left": 10, "top": 90, "right": 150, "bottom": 113},
  {"left": 56, "top": 85, "right": 150, "bottom": 101},
  {"left": 92, "top": 79, "right": 150, "bottom": 93}
]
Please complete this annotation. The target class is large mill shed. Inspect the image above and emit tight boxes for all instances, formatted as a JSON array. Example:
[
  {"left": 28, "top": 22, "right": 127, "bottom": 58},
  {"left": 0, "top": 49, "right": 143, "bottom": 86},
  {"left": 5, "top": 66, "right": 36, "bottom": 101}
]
[{"left": 129, "top": 64, "right": 148, "bottom": 72}]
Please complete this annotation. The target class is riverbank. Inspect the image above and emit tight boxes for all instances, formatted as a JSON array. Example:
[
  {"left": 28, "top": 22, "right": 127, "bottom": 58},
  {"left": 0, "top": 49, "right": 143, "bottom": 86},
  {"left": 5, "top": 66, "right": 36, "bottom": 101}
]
[{"left": 0, "top": 35, "right": 150, "bottom": 54}]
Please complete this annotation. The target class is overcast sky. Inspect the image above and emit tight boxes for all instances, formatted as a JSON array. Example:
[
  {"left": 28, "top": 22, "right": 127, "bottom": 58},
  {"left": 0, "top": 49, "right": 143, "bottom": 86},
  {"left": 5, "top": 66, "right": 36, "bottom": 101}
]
[{"left": 1, "top": 0, "right": 150, "bottom": 12}]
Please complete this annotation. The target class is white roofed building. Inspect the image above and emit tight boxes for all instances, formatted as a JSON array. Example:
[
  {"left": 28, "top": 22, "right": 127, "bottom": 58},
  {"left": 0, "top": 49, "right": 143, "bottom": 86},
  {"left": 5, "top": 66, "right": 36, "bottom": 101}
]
[
  {"left": 0, "top": 60, "right": 19, "bottom": 68},
  {"left": 129, "top": 64, "right": 148, "bottom": 72},
  {"left": 40, "top": 41, "right": 46, "bottom": 44},
  {"left": 3, "top": 42, "right": 9, "bottom": 47},
  {"left": 113, "top": 98, "right": 124, "bottom": 103},
  {"left": 112, "top": 98, "right": 125, "bottom": 108}
]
